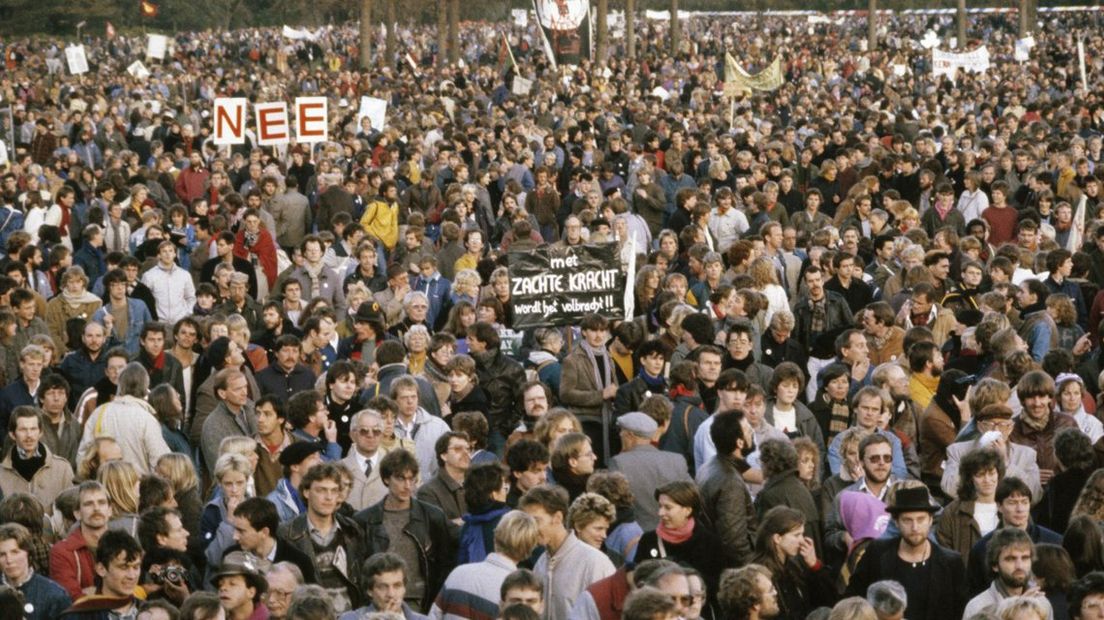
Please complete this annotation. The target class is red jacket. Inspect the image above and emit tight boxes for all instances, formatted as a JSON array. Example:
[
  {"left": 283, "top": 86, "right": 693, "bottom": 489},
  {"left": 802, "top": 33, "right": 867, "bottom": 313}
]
[
  {"left": 174, "top": 167, "right": 210, "bottom": 203},
  {"left": 50, "top": 528, "right": 96, "bottom": 599},
  {"left": 585, "top": 567, "right": 632, "bottom": 620}
]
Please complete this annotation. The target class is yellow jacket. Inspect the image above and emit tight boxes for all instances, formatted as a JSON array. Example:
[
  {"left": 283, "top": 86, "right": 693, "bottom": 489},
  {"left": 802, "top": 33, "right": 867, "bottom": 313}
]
[{"left": 361, "top": 199, "right": 399, "bottom": 250}]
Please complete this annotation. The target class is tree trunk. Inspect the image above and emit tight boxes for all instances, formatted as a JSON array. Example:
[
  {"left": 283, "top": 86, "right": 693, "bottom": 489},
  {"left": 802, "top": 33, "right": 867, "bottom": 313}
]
[
  {"left": 867, "top": 0, "right": 877, "bottom": 52},
  {"left": 956, "top": 0, "right": 967, "bottom": 49},
  {"left": 436, "top": 0, "right": 447, "bottom": 68},
  {"left": 358, "top": 0, "right": 372, "bottom": 70},
  {"left": 448, "top": 0, "right": 459, "bottom": 66},
  {"left": 669, "top": 0, "right": 679, "bottom": 56},
  {"left": 596, "top": 0, "right": 608, "bottom": 65},
  {"left": 384, "top": 0, "right": 397, "bottom": 67},
  {"left": 626, "top": 0, "right": 636, "bottom": 59}
]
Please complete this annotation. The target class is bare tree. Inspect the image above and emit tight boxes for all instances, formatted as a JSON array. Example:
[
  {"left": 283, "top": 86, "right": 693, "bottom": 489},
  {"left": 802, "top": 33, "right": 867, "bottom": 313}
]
[
  {"left": 670, "top": 0, "right": 680, "bottom": 56},
  {"left": 384, "top": 0, "right": 397, "bottom": 68},
  {"left": 626, "top": 0, "right": 636, "bottom": 59},
  {"left": 956, "top": 0, "right": 967, "bottom": 49},
  {"left": 868, "top": 0, "right": 877, "bottom": 52},
  {"left": 436, "top": 0, "right": 446, "bottom": 68},
  {"left": 448, "top": 0, "right": 459, "bottom": 65},
  {"left": 596, "top": 0, "right": 608, "bottom": 65},
  {"left": 359, "top": 0, "right": 372, "bottom": 70}
]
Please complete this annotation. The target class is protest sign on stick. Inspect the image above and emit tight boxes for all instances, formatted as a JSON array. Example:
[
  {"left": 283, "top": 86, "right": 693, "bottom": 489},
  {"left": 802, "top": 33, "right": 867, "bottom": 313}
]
[
  {"left": 147, "top": 34, "right": 168, "bottom": 60},
  {"left": 66, "top": 46, "right": 89, "bottom": 75},
  {"left": 213, "top": 98, "right": 247, "bottom": 145},
  {"left": 508, "top": 243, "right": 626, "bottom": 328},
  {"left": 358, "top": 97, "right": 388, "bottom": 132}
]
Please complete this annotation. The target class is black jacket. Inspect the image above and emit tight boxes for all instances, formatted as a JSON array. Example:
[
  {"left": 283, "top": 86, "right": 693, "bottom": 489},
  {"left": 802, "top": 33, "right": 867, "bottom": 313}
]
[
  {"left": 354, "top": 498, "right": 456, "bottom": 611},
  {"left": 472, "top": 348, "right": 526, "bottom": 435},
  {"left": 136, "top": 349, "right": 186, "bottom": 400},
  {"left": 846, "top": 537, "right": 967, "bottom": 620},
  {"left": 792, "top": 291, "right": 854, "bottom": 355},
  {"left": 222, "top": 539, "right": 317, "bottom": 583},
  {"left": 277, "top": 512, "right": 369, "bottom": 609}
]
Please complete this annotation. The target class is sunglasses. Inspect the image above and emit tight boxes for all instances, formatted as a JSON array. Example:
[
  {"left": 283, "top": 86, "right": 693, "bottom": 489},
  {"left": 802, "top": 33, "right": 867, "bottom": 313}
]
[
  {"left": 355, "top": 428, "right": 383, "bottom": 437},
  {"left": 864, "top": 454, "right": 893, "bottom": 464}
]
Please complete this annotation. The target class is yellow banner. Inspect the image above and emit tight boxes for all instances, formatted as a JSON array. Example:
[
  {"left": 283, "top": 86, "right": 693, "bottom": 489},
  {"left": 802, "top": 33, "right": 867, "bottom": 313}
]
[{"left": 724, "top": 52, "right": 783, "bottom": 96}]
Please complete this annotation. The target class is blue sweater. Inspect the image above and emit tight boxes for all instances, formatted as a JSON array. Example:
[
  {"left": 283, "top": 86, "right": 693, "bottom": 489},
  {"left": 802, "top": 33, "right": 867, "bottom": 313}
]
[{"left": 18, "top": 572, "right": 72, "bottom": 620}]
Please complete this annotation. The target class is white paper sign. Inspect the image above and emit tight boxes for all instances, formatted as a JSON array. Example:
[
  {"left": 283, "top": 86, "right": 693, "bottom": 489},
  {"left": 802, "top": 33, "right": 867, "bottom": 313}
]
[
  {"left": 892, "top": 64, "right": 907, "bottom": 77},
  {"left": 213, "top": 98, "right": 247, "bottom": 145},
  {"left": 920, "top": 30, "right": 940, "bottom": 49},
  {"left": 651, "top": 86, "right": 670, "bottom": 101},
  {"left": 511, "top": 9, "right": 528, "bottom": 27},
  {"left": 512, "top": 76, "right": 533, "bottom": 96},
  {"left": 357, "top": 96, "right": 388, "bottom": 132},
  {"left": 254, "top": 102, "right": 290, "bottom": 146},
  {"left": 294, "top": 97, "right": 328, "bottom": 143},
  {"left": 1014, "top": 36, "right": 1035, "bottom": 62},
  {"left": 932, "top": 46, "right": 990, "bottom": 80},
  {"left": 65, "top": 46, "right": 89, "bottom": 75},
  {"left": 127, "top": 60, "right": 150, "bottom": 79},
  {"left": 147, "top": 34, "right": 168, "bottom": 60}
]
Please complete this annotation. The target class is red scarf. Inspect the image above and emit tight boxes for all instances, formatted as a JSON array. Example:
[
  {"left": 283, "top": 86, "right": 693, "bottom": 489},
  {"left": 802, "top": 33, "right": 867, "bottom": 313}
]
[
  {"left": 669, "top": 385, "right": 696, "bottom": 400},
  {"left": 152, "top": 351, "right": 165, "bottom": 371},
  {"left": 657, "top": 517, "right": 695, "bottom": 545},
  {"left": 234, "top": 227, "right": 278, "bottom": 289}
]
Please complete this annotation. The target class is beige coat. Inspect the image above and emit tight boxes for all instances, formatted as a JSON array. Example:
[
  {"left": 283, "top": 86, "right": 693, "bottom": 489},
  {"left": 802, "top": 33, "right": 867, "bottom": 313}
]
[
  {"left": 0, "top": 444, "right": 75, "bottom": 510},
  {"left": 340, "top": 450, "right": 387, "bottom": 512}
]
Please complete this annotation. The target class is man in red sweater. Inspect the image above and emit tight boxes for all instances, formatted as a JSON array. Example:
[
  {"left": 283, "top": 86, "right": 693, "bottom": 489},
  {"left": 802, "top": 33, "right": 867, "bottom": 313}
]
[
  {"left": 49, "top": 480, "right": 110, "bottom": 599},
  {"left": 982, "top": 180, "right": 1018, "bottom": 247},
  {"left": 175, "top": 151, "right": 210, "bottom": 204}
]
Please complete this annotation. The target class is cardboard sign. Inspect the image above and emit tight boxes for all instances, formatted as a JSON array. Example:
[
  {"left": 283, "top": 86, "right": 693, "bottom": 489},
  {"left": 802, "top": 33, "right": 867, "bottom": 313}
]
[
  {"left": 127, "top": 60, "right": 150, "bottom": 79},
  {"left": 213, "top": 98, "right": 247, "bottom": 145},
  {"left": 508, "top": 243, "right": 626, "bottom": 328},
  {"left": 295, "top": 97, "right": 328, "bottom": 143},
  {"left": 512, "top": 8, "right": 528, "bottom": 27},
  {"left": 66, "top": 46, "right": 89, "bottom": 75},
  {"left": 147, "top": 34, "right": 168, "bottom": 60},
  {"left": 254, "top": 102, "right": 289, "bottom": 146},
  {"left": 357, "top": 96, "right": 387, "bottom": 132},
  {"left": 512, "top": 76, "right": 534, "bottom": 96}
]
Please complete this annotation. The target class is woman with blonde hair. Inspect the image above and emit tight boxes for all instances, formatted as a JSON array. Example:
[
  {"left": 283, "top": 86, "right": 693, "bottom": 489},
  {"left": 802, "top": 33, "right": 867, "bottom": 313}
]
[
  {"left": 533, "top": 408, "right": 583, "bottom": 453},
  {"left": 78, "top": 436, "right": 122, "bottom": 481},
  {"left": 451, "top": 269, "right": 482, "bottom": 306},
  {"left": 218, "top": 436, "right": 259, "bottom": 497},
  {"left": 44, "top": 265, "right": 102, "bottom": 355},
  {"left": 568, "top": 492, "right": 623, "bottom": 566},
  {"left": 1047, "top": 293, "right": 1085, "bottom": 352},
  {"left": 995, "top": 595, "right": 1051, "bottom": 620},
  {"left": 748, "top": 256, "right": 788, "bottom": 326},
  {"left": 99, "top": 459, "right": 140, "bottom": 534},
  {"left": 156, "top": 452, "right": 202, "bottom": 534},
  {"left": 1072, "top": 469, "right": 1104, "bottom": 522},
  {"left": 199, "top": 453, "right": 251, "bottom": 566}
]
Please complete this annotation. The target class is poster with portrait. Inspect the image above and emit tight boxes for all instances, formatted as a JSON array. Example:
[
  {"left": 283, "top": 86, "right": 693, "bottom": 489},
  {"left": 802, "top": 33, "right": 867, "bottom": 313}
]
[{"left": 532, "top": 0, "right": 592, "bottom": 67}]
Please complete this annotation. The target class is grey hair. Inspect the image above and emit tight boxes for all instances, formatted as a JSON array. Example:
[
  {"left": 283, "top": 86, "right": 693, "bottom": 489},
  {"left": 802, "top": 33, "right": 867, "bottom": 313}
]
[
  {"left": 866, "top": 580, "right": 908, "bottom": 617},
  {"left": 116, "top": 362, "right": 150, "bottom": 398},
  {"left": 269, "top": 561, "right": 304, "bottom": 585},
  {"left": 350, "top": 409, "right": 382, "bottom": 430},
  {"left": 402, "top": 291, "right": 429, "bottom": 308}
]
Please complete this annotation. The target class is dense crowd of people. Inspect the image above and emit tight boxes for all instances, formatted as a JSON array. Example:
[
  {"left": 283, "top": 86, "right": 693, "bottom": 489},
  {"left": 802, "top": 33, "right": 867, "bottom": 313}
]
[{"left": 2, "top": 5, "right": 1104, "bottom": 620}]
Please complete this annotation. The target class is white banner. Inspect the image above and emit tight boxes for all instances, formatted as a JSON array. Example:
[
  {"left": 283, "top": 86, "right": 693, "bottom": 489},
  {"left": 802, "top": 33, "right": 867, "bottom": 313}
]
[
  {"left": 357, "top": 96, "right": 388, "bottom": 132},
  {"left": 282, "top": 25, "right": 322, "bottom": 41},
  {"left": 127, "top": 60, "right": 150, "bottom": 79},
  {"left": 65, "top": 46, "right": 89, "bottom": 75},
  {"left": 147, "top": 34, "right": 168, "bottom": 60},
  {"left": 931, "top": 46, "right": 990, "bottom": 80},
  {"left": 512, "top": 76, "right": 533, "bottom": 96}
]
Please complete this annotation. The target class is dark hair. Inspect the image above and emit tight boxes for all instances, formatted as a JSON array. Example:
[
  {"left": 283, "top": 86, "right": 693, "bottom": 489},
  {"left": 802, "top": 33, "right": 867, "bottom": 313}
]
[
  {"left": 653, "top": 480, "right": 700, "bottom": 517},
  {"left": 1057, "top": 427, "right": 1097, "bottom": 472},
  {"left": 996, "top": 476, "right": 1033, "bottom": 504},
  {"left": 136, "top": 506, "right": 180, "bottom": 552},
  {"left": 956, "top": 448, "right": 1005, "bottom": 501},
  {"left": 138, "top": 475, "right": 175, "bottom": 512},
  {"left": 1065, "top": 516, "right": 1104, "bottom": 577},
  {"left": 985, "top": 527, "right": 1034, "bottom": 570},
  {"left": 468, "top": 322, "right": 500, "bottom": 349},
  {"left": 374, "top": 341, "right": 406, "bottom": 366},
  {"left": 1035, "top": 543, "right": 1077, "bottom": 595},
  {"left": 96, "top": 529, "right": 143, "bottom": 567},
  {"left": 379, "top": 448, "right": 420, "bottom": 481},
  {"left": 500, "top": 568, "right": 544, "bottom": 600},
  {"left": 233, "top": 497, "right": 279, "bottom": 538},
  {"left": 682, "top": 313, "right": 715, "bottom": 345},
  {"left": 325, "top": 360, "right": 358, "bottom": 388},
  {"left": 768, "top": 361, "right": 805, "bottom": 395},
  {"left": 519, "top": 485, "right": 570, "bottom": 519},
  {"left": 759, "top": 439, "right": 799, "bottom": 479},
  {"left": 452, "top": 411, "right": 489, "bottom": 450},
  {"left": 286, "top": 390, "right": 323, "bottom": 430},
  {"left": 858, "top": 433, "right": 891, "bottom": 460},
  {"left": 710, "top": 409, "right": 749, "bottom": 456},
  {"left": 362, "top": 552, "right": 407, "bottom": 589},
  {"left": 908, "top": 341, "right": 939, "bottom": 373},
  {"left": 434, "top": 431, "right": 469, "bottom": 469},
  {"left": 464, "top": 462, "right": 510, "bottom": 512},
  {"left": 1070, "top": 572, "right": 1104, "bottom": 618}
]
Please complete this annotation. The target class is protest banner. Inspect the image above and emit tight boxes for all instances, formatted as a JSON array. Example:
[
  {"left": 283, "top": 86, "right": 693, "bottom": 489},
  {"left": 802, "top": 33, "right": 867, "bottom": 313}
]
[
  {"left": 533, "top": 0, "right": 592, "bottom": 67},
  {"left": 66, "top": 46, "right": 89, "bottom": 75},
  {"left": 357, "top": 96, "right": 388, "bottom": 132},
  {"left": 931, "top": 46, "right": 990, "bottom": 80},
  {"left": 512, "top": 76, "right": 534, "bottom": 96},
  {"left": 213, "top": 98, "right": 247, "bottom": 145},
  {"left": 508, "top": 243, "right": 627, "bottom": 328},
  {"left": 724, "top": 53, "right": 783, "bottom": 96},
  {"left": 254, "top": 102, "right": 289, "bottom": 146},
  {"left": 147, "top": 34, "right": 168, "bottom": 60},
  {"left": 294, "top": 97, "right": 328, "bottom": 143},
  {"left": 214, "top": 97, "right": 332, "bottom": 145}
]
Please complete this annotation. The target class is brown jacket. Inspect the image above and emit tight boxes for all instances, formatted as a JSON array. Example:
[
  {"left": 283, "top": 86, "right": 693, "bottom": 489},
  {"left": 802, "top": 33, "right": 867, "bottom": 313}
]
[
  {"left": 919, "top": 400, "right": 958, "bottom": 483},
  {"left": 0, "top": 444, "right": 75, "bottom": 510},
  {"left": 560, "top": 345, "right": 612, "bottom": 418},
  {"left": 1010, "top": 412, "right": 1079, "bottom": 474},
  {"left": 935, "top": 499, "right": 983, "bottom": 567},
  {"left": 868, "top": 326, "right": 906, "bottom": 366}
]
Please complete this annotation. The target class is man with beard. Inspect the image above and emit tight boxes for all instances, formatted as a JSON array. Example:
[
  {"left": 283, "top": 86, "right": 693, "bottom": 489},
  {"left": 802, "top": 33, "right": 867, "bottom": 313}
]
[
  {"left": 963, "top": 528, "right": 1051, "bottom": 618},
  {"left": 846, "top": 486, "right": 967, "bottom": 620},
  {"left": 252, "top": 302, "right": 302, "bottom": 362},
  {"left": 907, "top": 341, "right": 943, "bottom": 410},
  {"left": 718, "top": 564, "right": 781, "bottom": 620},
  {"left": 256, "top": 335, "right": 316, "bottom": 406},
  {"left": 50, "top": 481, "right": 112, "bottom": 599},
  {"left": 871, "top": 362, "right": 921, "bottom": 451},
  {"left": 824, "top": 435, "right": 900, "bottom": 564},
  {"left": 58, "top": 320, "right": 107, "bottom": 410}
]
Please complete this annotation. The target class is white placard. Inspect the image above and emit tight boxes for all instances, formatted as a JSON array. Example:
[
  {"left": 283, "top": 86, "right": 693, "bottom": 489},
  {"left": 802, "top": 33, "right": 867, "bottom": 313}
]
[
  {"left": 357, "top": 96, "right": 388, "bottom": 132},
  {"left": 213, "top": 98, "right": 247, "bottom": 145},
  {"left": 512, "top": 9, "right": 528, "bottom": 27},
  {"left": 651, "top": 86, "right": 670, "bottom": 101},
  {"left": 147, "top": 34, "right": 168, "bottom": 60},
  {"left": 294, "top": 97, "right": 328, "bottom": 143},
  {"left": 127, "top": 60, "right": 150, "bottom": 79},
  {"left": 920, "top": 30, "right": 940, "bottom": 49},
  {"left": 1014, "top": 36, "right": 1035, "bottom": 62},
  {"left": 931, "top": 46, "right": 990, "bottom": 80},
  {"left": 65, "top": 46, "right": 89, "bottom": 75},
  {"left": 254, "top": 102, "right": 290, "bottom": 146},
  {"left": 512, "top": 76, "right": 533, "bottom": 96}
]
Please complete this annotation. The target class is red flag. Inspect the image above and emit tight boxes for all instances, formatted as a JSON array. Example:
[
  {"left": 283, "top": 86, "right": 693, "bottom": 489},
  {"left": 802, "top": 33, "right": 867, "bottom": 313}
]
[
  {"left": 140, "top": 0, "right": 159, "bottom": 18},
  {"left": 106, "top": 21, "right": 116, "bottom": 39}
]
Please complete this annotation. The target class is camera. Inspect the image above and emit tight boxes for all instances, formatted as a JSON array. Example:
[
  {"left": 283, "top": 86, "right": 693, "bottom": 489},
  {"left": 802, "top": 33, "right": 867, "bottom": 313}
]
[{"left": 151, "top": 565, "right": 187, "bottom": 587}]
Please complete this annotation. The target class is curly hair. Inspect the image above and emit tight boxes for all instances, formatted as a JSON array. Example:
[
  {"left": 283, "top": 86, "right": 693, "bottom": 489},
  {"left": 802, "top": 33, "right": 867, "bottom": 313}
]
[
  {"left": 759, "top": 439, "right": 799, "bottom": 479},
  {"left": 956, "top": 448, "right": 1005, "bottom": 501},
  {"left": 586, "top": 471, "right": 635, "bottom": 509},
  {"left": 1072, "top": 469, "right": 1104, "bottom": 521},
  {"left": 567, "top": 492, "right": 616, "bottom": 531}
]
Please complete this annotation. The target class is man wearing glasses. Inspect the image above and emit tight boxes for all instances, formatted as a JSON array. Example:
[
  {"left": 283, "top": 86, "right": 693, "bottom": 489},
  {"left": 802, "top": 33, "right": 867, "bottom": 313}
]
[
  {"left": 942, "top": 403, "right": 1043, "bottom": 503},
  {"left": 341, "top": 409, "right": 388, "bottom": 511},
  {"left": 824, "top": 434, "right": 901, "bottom": 563}
]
